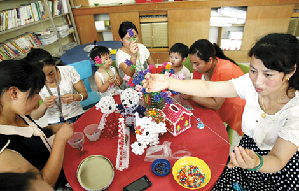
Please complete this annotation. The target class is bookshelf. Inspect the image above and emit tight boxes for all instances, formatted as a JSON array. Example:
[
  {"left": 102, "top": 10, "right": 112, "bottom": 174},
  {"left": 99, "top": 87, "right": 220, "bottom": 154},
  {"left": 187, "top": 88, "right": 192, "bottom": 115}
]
[{"left": 0, "top": 0, "right": 80, "bottom": 61}]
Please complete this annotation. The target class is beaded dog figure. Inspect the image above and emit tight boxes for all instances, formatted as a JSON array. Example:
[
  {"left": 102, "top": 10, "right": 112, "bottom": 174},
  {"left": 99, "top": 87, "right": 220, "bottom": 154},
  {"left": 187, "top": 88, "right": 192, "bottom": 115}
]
[
  {"left": 95, "top": 96, "right": 118, "bottom": 139},
  {"left": 118, "top": 88, "right": 146, "bottom": 128},
  {"left": 131, "top": 113, "right": 167, "bottom": 155}
]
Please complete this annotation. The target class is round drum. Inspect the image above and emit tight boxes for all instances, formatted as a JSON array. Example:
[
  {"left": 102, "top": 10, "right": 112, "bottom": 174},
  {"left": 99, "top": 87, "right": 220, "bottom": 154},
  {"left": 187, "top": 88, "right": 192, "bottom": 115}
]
[{"left": 77, "top": 155, "right": 114, "bottom": 190}]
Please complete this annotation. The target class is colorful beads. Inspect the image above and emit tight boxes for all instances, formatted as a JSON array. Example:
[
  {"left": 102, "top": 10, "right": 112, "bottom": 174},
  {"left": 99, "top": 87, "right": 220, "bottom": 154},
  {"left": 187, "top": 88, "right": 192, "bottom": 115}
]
[
  {"left": 177, "top": 165, "right": 205, "bottom": 188},
  {"left": 154, "top": 163, "right": 170, "bottom": 175}
]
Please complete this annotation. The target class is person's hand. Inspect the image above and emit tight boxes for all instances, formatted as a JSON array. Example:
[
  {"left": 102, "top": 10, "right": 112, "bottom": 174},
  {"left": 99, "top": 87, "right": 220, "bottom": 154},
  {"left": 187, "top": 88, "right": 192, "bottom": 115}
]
[
  {"left": 108, "top": 77, "right": 115, "bottom": 85},
  {"left": 55, "top": 122, "right": 74, "bottom": 142},
  {"left": 43, "top": 96, "right": 58, "bottom": 108},
  {"left": 181, "top": 94, "right": 192, "bottom": 100},
  {"left": 61, "top": 94, "right": 74, "bottom": 104},
  {"left": 129, "top": 40, "right": 138, "bottom": 56},
  {"left": 142, "top": 73, "right": 171, "bottom": 92},
  {"left": 115, "top": 79, "right": 121, "bottom": 86},
  {"left": 227, "top": 146, "right": 259, "bottom": 169}
]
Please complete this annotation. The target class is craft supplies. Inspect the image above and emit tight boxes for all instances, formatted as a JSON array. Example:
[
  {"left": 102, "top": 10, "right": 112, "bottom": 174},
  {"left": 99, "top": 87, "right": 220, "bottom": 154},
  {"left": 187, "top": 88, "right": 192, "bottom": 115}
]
[
  {"left": 84, "top": 124, "right": 101, "bottom": 141},
  {"left": 172, "top": 157, "right": 211, "bottom": 189},
  {"left": 151, "top": 159, "right": 171, "bottom": 176},
  {"left": 68, "top": 132, "right": 85, "bottom": 149}
]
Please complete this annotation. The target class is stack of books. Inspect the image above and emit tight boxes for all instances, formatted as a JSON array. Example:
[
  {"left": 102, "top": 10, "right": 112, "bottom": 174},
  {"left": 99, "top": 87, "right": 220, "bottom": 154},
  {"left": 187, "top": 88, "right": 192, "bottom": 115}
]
[
  {"left": 34, "top": 31, "right": 58, "bottom": 45},
  {"left": 48, "top": 24, "right": 69, "bottom": 38},
  {"left": 0, "top": 33, "right": 41, "bottom": 61}
]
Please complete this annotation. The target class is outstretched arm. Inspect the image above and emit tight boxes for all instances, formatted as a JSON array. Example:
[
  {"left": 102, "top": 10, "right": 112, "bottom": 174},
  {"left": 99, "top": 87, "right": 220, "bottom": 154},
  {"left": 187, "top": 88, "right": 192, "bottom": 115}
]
[{"left": 143, "top": 73, "right": 239, "bottom": 98}]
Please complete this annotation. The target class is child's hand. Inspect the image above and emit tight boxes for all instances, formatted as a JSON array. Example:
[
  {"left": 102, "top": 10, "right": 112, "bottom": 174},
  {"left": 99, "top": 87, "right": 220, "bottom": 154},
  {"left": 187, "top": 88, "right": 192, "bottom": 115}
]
[
  {"left": 130, "top": 40, "right": 138, "bottom": 56},
  {"left": 108, "top": 77, "right": 114, "bottom": 84},
  {"left": 115, "top": 79, "right": 121, "bottom": 86},
  {"left": 55, "top": 122, "right": 74, "bottom": 142},
  {"left": 227, "top": 146, "right": 259, "bottom": 170},
  {"left": 61, "top": 94, "right": 74, "bottom": 104},
  {"left": 43, "top": 95, "right": 58, "bottom": 108}
]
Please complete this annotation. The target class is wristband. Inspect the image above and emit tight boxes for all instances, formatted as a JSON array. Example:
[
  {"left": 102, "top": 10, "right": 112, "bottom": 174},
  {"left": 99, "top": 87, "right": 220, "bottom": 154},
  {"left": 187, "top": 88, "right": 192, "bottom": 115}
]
[
  {"left": 79, "top": 94, "right": 84, "bottom": 101},
  {"left": 247, "top": 153, "right": 263, "bottom": 171}
]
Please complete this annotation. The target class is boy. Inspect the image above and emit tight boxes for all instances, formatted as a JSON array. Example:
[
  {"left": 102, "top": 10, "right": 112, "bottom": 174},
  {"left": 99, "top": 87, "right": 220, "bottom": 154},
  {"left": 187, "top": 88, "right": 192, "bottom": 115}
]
[{"left": 169, "top": 43, "right": 191, "bottom": 80}]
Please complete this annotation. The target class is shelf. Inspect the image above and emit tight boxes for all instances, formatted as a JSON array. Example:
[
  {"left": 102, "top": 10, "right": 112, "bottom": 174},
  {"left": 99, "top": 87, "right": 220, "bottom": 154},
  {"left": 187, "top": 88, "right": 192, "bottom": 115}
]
[
  {"left": 140, "top": 17, "right": 168, "bottom": 23},
  {"left": 292, "top": 12, "right": 299, "bottom": 17},
  {"left": 0, "top": 13, "right": 70, "bottom": 36}
]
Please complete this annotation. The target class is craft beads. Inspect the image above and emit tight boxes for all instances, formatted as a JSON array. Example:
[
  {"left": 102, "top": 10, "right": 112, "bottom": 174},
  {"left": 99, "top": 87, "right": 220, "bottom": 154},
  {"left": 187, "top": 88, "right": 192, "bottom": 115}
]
[
  {"left": 154, "top": 163, "right": 170, "bottom": 175},
  {"left": 177, "top": 165, "right": 205, "bottom": 188}
]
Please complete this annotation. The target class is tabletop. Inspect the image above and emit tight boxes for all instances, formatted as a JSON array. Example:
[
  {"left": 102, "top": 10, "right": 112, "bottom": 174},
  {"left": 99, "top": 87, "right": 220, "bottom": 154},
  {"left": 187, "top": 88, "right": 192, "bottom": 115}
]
[
  {"left": 63, "top": 95, "right": 229, "bottom": 191},
  {"left": 60, "top": 41, "right": 122, "bottom": 65}
]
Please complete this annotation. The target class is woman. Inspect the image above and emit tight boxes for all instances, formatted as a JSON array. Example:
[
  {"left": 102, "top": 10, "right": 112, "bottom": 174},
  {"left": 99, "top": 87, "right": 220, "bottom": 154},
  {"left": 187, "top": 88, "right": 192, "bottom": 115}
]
[
  {"left": 0, "top": 60, "right": 73, "bottom": 188},
  {"left": 115, "top": 21, "right": 155, "bottom": 89},
  {"left": 24, "top": 48, "right": 88, "bottom": 125},
  {"left": 143, "top": 33, "right": 299, "bottom": 190},
  {"left": 185, "top": 39, "right": 245, "bottom": 135}
]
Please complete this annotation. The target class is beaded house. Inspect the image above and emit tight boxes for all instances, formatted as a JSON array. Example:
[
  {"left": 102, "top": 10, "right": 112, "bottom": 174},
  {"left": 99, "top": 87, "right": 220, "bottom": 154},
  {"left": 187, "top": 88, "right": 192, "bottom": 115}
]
[{"left": 162, "top": 103, "right": 192, "bottom": 136}]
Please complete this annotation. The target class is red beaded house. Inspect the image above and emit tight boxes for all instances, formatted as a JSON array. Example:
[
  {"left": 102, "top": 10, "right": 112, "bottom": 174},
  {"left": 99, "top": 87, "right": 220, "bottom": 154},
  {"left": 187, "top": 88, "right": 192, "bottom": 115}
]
[{"left": 162, "top": 103, "right": 192, "bottom": 136}]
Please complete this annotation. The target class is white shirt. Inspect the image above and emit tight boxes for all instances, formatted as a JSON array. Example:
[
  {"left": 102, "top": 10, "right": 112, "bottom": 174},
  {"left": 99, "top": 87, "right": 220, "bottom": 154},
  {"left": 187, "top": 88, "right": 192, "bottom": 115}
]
[
  {"left": 175, "top": 66, "right": 191, "bottom": 80},
  {"left": 0, "top": 116, "right": 51, "bottom": 152},
  {"left": 39, "top": 66, "right": 84, "bottom": 124},
  {"left": 231, "top": 73, "right": 299, "bottom": 150},
  {"left": 116, "top": 43, "right": 150, "bottom": 89}
]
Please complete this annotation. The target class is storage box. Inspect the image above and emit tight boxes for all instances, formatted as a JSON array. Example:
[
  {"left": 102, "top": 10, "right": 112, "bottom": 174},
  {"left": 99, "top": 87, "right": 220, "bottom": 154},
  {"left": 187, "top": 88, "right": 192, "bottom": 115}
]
[{"left": 136, "top": 0, "right": 163, "bottom": 3}]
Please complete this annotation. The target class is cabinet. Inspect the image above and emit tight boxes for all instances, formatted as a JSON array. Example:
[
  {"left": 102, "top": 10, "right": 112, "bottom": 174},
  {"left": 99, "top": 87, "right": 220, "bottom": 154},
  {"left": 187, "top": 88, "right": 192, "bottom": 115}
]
[
  {"left": 0, "top": 0, "right": 80, "bottom": 61},
  {"left": 72, "top": 0, "right": 297, "bottom": 64}
]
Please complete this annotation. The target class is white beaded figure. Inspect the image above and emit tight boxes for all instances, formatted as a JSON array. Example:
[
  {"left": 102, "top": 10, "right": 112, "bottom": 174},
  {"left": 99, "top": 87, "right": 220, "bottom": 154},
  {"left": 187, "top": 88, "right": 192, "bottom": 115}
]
[
  {"left": 131, "top": 113, "right": 167, "bottom": 155},
  {"left": 118, "top": 88, "right": 146, "bottom": 128},
  {"left": 95, "top": 96, "right": 118, "bottom": 138}
]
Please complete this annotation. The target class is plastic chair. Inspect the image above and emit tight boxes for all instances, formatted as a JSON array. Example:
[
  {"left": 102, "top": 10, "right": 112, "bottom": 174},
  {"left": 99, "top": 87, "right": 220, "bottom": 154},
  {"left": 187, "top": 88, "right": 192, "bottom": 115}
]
[
  {"left": 182, "top": 55, "right": 193, "bottom": 73},
  {"left": 70, "top": 60, "right": 101, "bottom": 110}
]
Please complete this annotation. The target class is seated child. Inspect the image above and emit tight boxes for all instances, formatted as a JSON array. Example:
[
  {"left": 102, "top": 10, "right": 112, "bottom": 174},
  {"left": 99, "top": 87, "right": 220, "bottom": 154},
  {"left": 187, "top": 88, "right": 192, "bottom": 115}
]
[
  {"left": 169, "top": 43, "right": 191, "bottom": 80},
  {"left": 90, "top": 46, "right": 123, "bottom": 97}
]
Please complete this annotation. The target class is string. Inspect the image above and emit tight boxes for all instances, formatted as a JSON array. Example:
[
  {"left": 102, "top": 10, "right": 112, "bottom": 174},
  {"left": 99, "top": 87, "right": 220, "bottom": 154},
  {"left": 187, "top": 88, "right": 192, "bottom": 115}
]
[{"left": 171, "top": 96, "right": 233, "bottom": 146}]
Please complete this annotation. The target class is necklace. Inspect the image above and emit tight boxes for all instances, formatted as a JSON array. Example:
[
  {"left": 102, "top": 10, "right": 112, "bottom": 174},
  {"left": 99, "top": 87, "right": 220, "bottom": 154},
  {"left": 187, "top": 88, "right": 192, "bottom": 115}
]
[{"left": 261, "top": 93, "right": 287, "bottom": 118}]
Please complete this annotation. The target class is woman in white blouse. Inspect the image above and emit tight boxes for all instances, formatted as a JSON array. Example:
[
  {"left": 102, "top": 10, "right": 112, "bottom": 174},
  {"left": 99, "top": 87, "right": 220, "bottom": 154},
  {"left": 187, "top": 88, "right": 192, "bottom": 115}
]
[
  {"left": 143, "top": 33, "right": 299, "bottom": 190},
  {"left": 24, "top": 48, "right": 88, "bottom": 125}
]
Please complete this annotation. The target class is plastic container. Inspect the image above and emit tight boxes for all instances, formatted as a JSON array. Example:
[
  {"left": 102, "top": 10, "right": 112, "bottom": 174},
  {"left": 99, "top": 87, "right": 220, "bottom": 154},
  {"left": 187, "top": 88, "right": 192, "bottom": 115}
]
[
  {"left": 151, "top": 159, "right": 171, "bottom": 176},
  {"left": 84, "top": 124, "right": 101, "bottom": 141},
  {"left": 77, "top": 155, "right": 114, "bottom": 190},
  {"left": 68, "top": 132, "right": 85, "bottom": 149}
]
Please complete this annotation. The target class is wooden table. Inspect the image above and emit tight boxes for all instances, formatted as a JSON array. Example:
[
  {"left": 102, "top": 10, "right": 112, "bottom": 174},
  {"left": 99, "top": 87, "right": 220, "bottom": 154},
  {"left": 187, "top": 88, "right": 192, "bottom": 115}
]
[{"left": 63, "top": 95, "right": 229, "bottom": 190}]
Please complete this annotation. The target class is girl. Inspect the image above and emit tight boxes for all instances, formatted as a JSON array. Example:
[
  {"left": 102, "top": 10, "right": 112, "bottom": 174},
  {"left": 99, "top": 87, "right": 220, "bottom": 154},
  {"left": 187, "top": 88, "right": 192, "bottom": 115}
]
[
  {"left": 143, "top": 33, "right": 299, "bottom": 190},
  {"left": 0, "top": 60, "right": 73, "bottom": 188},
  {"left": 115, "top": 21, "right": 155, "bottom": 89},
  {"left": 90, "top": 45, "right": 122, "bottom": 97},
  {"left": 24, "top": 48, "right": 88, "bottom": 125}
]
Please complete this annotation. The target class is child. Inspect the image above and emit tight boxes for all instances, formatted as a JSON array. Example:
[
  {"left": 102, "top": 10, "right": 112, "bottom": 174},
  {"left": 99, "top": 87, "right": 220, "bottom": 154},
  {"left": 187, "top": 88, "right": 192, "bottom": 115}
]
[
  {"left": 115, "top": 21, "right": 155, "bottom": 89},
  {"left": 169, "top": 43, "right": 191, "bottom": 80},
  {"left": 90, "top": 45, "right": 123, "bottom": 97}
]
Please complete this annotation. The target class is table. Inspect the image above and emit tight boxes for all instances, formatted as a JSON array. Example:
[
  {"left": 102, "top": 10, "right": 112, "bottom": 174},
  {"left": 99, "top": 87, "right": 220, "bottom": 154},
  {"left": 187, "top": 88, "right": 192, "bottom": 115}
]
[
  {"left": 60, "top": 41, "right": 122, "bottom": 65},
  {"left": 63, "top": 95, "right": 229, "bottom": 191}
]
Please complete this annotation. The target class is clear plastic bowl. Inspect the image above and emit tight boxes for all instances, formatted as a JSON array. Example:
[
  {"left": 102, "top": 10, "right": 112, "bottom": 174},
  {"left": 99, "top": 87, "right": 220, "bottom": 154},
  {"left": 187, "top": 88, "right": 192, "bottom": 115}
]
[
  {"left": 68, "top": 132, "right": 85, "bottom": 149},
  {"left": 84, "top": 124, "right": 101, "bottom": 141}
]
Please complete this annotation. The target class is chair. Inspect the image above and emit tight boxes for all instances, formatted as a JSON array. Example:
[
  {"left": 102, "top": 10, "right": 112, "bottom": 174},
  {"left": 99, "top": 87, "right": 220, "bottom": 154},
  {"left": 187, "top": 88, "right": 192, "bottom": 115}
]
[
  {"left": 182, "top": 55, "right": 193, "bottom": 73},
  {"left": 70, "top": 60, "right": 101, "bottom": 110}
]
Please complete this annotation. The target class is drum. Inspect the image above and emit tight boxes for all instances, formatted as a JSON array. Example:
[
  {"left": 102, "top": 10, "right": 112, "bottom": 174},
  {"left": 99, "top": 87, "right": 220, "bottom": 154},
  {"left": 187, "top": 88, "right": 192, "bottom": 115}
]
[{"left": 77, "top": 155, "right": 114, "bottom": 190}]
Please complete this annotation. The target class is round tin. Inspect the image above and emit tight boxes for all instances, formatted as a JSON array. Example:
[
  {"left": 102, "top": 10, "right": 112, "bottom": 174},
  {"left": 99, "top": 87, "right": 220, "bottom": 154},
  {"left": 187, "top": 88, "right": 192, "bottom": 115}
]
[{"left": 77, "top": 155, "right": 114, "bottom": 190}]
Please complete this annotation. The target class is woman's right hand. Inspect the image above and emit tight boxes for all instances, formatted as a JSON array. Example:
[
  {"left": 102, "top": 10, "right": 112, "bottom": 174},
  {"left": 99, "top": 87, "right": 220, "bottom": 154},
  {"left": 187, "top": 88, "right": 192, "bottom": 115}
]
[
  {"left": 43, "top": 96, "right": 58, "bottom": 108},
  {"left": 55, "top": 123, "right": 74, "bottom": 142},
  {"left": 129, "top": 40, "right": 138, "bottom": 56},
  {"left": 143, "top": 73, "right": 171, "bottom": 92}
]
